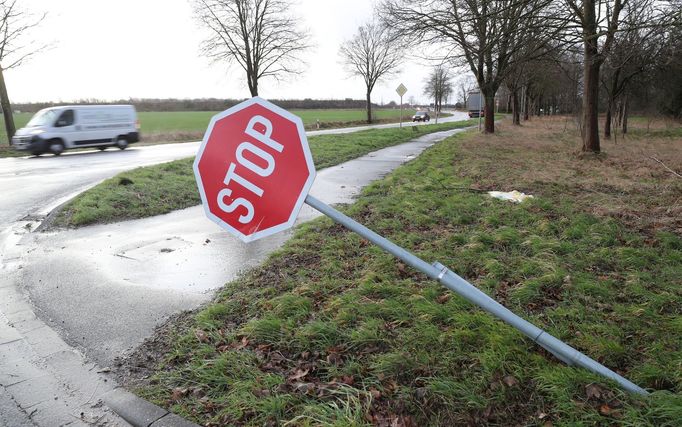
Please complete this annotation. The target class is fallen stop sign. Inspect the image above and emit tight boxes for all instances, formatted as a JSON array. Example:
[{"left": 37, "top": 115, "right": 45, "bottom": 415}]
[{"left": 194, "top": 97, "right": 316, "bottom": 242}]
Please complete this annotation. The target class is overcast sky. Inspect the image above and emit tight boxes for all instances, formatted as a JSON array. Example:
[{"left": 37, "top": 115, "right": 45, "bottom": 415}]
[{"left": 8, "top": 0, "right": 462, "bottom": 105}]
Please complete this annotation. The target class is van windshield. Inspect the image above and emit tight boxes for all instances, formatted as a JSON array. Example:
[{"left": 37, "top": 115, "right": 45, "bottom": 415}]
[{"left": 26, "top": 109, "right": 59, "bottom": 127}]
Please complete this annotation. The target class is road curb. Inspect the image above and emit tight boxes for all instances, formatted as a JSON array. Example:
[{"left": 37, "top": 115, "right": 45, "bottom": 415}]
[{"left": 103, "top": 388, "right": 201, "bottom": 427}]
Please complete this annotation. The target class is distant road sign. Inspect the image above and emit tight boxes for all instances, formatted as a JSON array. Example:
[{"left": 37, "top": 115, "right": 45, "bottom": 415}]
[
  {"left": 396, "top": 83, "right": 408, "bottom": 97},
  {"left": 194, "top": 97, "right": 316, "bottom": 242}
]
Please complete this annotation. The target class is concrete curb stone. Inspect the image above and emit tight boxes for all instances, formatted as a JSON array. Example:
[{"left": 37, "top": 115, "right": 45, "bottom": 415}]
[{"left": 103, "top": 388, "right": 200, "bottom": 427}]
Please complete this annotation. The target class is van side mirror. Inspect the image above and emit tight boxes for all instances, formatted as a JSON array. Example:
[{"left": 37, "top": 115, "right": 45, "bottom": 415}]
[{"left": 56, "top": 120, "right": 67, "bottom": 127}]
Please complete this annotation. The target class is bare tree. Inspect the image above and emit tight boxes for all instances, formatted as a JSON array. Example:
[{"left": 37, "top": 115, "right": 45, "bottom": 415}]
[
  {"left": 423, "top": 65, "right": 452, "bottom": 116},
  {"left": 381, "top": 0, "right": 562, "bottom": 133},
  {"left": 455, "top": 74, "right": 477, "bottom": 109},
  {"left": 193, "top": 0, "right": 310, "bottom": 97},
  {"left": 339, "top": 21, "right": 403, "bottom": 123},
  {"left": 564, "top": 0, "right": 631, "bottom": 152},
  {"left": 0, "top": 0, "right": 46, "bottom": 143},
  {"left": 600, "top": 0, "right": 669, "bottom": 138},
  {"left": 564, "top": 0, "right": 679, "bottom": 152}
]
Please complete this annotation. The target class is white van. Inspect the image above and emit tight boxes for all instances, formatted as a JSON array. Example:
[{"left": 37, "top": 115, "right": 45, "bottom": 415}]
[{"left": 11, "top": 105, "right": 140, "bottom": 155}]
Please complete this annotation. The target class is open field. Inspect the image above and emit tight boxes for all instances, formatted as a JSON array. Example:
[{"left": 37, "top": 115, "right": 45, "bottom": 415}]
[
  {"left": 51, "top": 118, "right": 483, "bottom": 228},
  {"left": 119, "top": 117, "right": 681, "bottom": 426},
  {"left": 2, "top": 112, "right": 31, "bottom": 131},
  {"left": 0, "top": 109, "right": 419, "bottom": 147},
  {"left": 139, "top": 109, "right": 418, "bottom": 132}
]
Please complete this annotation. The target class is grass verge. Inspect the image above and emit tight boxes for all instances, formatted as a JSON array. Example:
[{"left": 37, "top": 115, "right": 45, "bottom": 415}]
[
  {"left": 121, "top": 118, "right": 681, "bottom": 426},
  {"left": 52, "top": 119, "right": 481, "bottom": 227}
]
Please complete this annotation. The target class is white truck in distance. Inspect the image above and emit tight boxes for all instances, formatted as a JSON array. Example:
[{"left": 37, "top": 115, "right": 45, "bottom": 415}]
[
  {"left": 467, "top": 91, "right": 485, "bottom": 118},
  {"left": 12, "top": 105, "right": 140, "bottom": 156}
]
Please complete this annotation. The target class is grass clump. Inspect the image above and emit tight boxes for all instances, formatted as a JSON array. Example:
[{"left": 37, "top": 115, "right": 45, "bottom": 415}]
[
  {"left": 129, "top": 119, "right": 681, "bottom": 426},
  {"left": 53, "top": 118, "right": 481, "bottom": 227},
  {"left": 56, "top": 158, "right": 199, "bottom": 225}
]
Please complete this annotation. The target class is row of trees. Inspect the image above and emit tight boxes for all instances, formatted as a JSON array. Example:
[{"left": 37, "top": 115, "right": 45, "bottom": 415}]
[
  {"left": 380, "top": 0, "right": 681, "bottom": 152},
  {"left": 14, "top": 98, "right": 385, "bottom": 114},
  {"left": 193, "top": 0, "right": 680, "bottom": 153}
]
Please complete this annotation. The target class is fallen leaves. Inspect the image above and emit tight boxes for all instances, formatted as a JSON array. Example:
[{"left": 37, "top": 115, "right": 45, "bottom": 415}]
[
  {"left": 436, "top": 293, "right": 451, "bottom": 304},
  {"left": 194, "top": 329, "right": 210, "bottom": 343},
  {"left": 584, "top": 383, "right": 623, "bottom": 418},
  {"left": 365, "top": 413, "right": 416, "bottom": 427},
  {"left": 170, "top": 387, "right": 188, "bottom": 402},
  {"left": 502, "top": 375, "right": 519, "bottom": 387},
  {"left": 585, "top": 383, "right": 604, "bottom": 400},
  {"left": 369, "top": 387, "right": 382, "bottom": 400},
  {"left": 287, "top": 368, "right": 309, "bottom": 381}
]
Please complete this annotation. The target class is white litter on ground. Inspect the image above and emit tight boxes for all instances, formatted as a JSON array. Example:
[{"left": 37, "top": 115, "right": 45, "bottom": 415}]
[{"left": 488, "top": 190, "right": 534, "bottom": 203}]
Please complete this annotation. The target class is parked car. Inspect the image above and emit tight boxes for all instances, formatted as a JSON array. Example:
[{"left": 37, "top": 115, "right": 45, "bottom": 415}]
[
  {"left": 412, "top": 111, "right": 431, "bottom": 122},
  {"left": 12, "top": 105, "right": 140, "bottom": 156}
]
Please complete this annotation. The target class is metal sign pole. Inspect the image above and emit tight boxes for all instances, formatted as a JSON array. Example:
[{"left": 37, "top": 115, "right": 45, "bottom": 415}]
[
  {"left": 304, "top": 194, "right": 648, "bottom": 396},
  {"left": 400, "top": 95, "right": 403, "bottom": 128},
  {"left": 396, "top": 84, "right": 407, "bottom": 128},
  {"left": 478, "top": 94, "right": 483, "bottom": 132}
]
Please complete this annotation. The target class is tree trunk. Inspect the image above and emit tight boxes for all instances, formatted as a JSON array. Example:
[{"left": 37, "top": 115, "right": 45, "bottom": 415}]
[
  {"left": 604, "top": 103, "right": 612, "bottom": 139},
  {"left": 614, "top": 101, "right": 622, "bottom": 129},
  {"left": 511, "top": 88, "right": 520, "bottom": 125},
  {"left": 622, "top": 97, "right": 628, "bottom": 134},
  {"left": 247, "top": 71, "right": 258, "bottom": 96},
  {"left": 366, "top": 90, "right": 373, "bottom": 123},
  {"left": 483, "top": 92, "right": 495, "bottom": 133},
  {"left": 0, "top": 68, "right": 15, "bottom": 145},
  {"left": 523, "top": 86, "right": 530, "bottom": 121},
  {"left": 581, "top": 0, "right": 603, "bottom": 153},
  {"left": 582, "top": 58, "right": 601, "bottom": 152},
  {"left": 535, "top": 94, "right": 543, "bottom": 117}
]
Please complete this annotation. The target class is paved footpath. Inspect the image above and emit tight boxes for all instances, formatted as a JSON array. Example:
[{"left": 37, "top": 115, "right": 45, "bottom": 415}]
[
  {"left": 0, "top": 265, "right": 124, "bottom": 426},
  {"left": 1, "top": 114, "right": 471, "bottom": 425}
]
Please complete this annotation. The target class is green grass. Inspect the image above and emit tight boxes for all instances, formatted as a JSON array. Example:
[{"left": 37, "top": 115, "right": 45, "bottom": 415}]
[
  {"left": 138, "top": 110, "right": 418, "bottom": 134},
  {"left": 53, "top": 118, "right": 482, "bottom": 227},
  {"left": 132, "top": 128, "right": 681, "bottom": 426}
]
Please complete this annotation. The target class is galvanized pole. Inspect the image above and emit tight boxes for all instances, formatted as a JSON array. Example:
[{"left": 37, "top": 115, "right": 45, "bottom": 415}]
[
  {"left": 400, "top": 95, "right": 403, "bottom": 128},
  {"left": 478, "top": 93, "right": 483, "bottom": 132},
  {"left": 304, "top": 195, "right": 648, "bottom": 395}
]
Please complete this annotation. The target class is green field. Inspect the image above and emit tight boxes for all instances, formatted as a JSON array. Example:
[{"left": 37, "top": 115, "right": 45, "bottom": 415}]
[
  {"left": 3, "top": 112, "right": 31, "bottom": 130},
  {"left": 138, "top": 109, "right": 417, "bottom": 134},
  {"left": 1, "top": 109, "right": 417, "bottom": 144}
]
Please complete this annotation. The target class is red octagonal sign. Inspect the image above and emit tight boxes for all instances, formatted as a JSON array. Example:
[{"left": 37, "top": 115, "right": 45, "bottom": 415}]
[{"left": 194, "top": 97, "right": 316, "bottom": 242}]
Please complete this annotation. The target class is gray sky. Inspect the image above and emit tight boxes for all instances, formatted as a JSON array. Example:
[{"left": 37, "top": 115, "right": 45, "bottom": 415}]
[{"left": 9, "top": 0, "right": 446, "bottom": 105}]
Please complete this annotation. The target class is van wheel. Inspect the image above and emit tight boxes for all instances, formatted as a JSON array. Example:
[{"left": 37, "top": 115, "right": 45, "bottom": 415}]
[
  {"left": 116, "top": 137, "right": 128, "bottom": 150},
  {"left": 49, "top": 140, "right": 64, "bottom": 156}
]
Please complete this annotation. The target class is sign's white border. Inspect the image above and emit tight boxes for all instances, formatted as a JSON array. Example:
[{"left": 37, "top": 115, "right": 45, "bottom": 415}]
[{"left": 193, "top": 97, "right": 317, "bottom": 243}]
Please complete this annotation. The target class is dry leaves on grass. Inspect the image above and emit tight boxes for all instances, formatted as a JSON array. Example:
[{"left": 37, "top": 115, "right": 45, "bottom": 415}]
[{"left": 458, "top": 117, "right": 682, "bottom": 235}]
